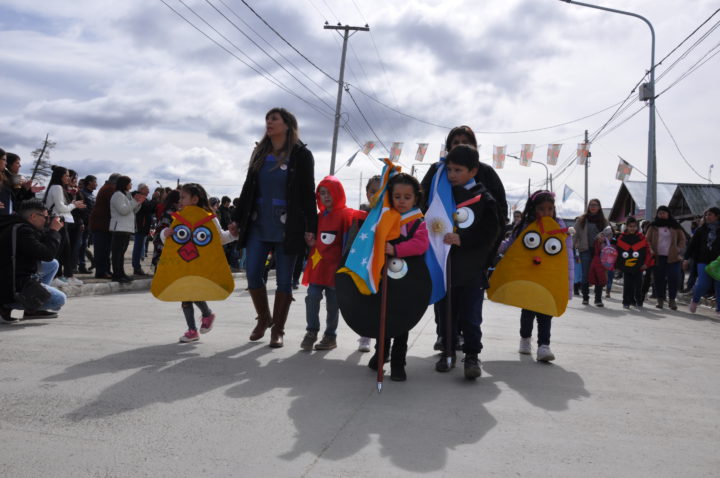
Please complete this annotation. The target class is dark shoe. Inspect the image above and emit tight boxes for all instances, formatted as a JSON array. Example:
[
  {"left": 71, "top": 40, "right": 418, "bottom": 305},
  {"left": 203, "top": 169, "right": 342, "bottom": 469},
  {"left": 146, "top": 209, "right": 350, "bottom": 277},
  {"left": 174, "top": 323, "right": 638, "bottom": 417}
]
[
  {"left": 668, "top": 299, "right": 677, "bottom": 311},
  {"left": 96, "top": 273, "right": 112, "bottom": 280},
  {"left": 248, "top": 287, "right": 272, "bottom": 341},
  {"left": 133, "top": 268, "right": 148, "bottom": 276},
  {"left": 433, "top": 336, "right": 444, "bottom": 351},
  {"left": 595, "top": 301, "right": 604, "bottom": 308},
  {"left": 368, "top": 350, "right": 390, "bottom": 371},
  {"left": 23, "top": 310, "right": 59, "bottom": 319},
  {"left": 114, "top": 276, "right": 132, "bottom": 284},
  {"left": 582, "top": 299, "right": 589, "bottom": 305},
  {"left": 78, "top": 266, "right": 89, "bottom": 274},
  {"left": 314, "top": 334, "right": 337, "bottom": 351},
  {"left": 435, "top": 355, "right": 456, "bottom": 373},
  {"left": 655, "top": 299, "right": 664, "bottom": 309},
  {"left": 300, "top": 331, "right": 317, "bottom": 351},
  {"left": 390, "top": 362, "right": 407, "bottom": 381},
  {"left": 463, "top": 353, "right": 481, "bottom": 380},
  {"left": 0, "top": 306, "right": 17, "bottom": 324}
]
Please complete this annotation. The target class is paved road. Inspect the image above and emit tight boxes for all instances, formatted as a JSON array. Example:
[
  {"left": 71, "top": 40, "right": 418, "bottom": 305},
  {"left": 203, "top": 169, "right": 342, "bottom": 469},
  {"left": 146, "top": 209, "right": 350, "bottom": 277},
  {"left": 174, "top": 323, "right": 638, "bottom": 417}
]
[{"left": 1, "top": 277, "right": 718, "bottom": 477}]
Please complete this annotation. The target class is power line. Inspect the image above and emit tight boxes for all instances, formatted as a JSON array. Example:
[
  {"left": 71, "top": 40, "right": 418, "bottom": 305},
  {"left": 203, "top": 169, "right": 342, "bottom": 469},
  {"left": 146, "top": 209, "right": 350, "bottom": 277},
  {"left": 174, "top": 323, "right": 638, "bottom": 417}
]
[
  {"left": 345, "top": 87, "right": 388, "bottom": 152},
  {"left": 656, "top": 39, "right": 720, "bottom": 98},
  {"left": 655, "top": 106, "right": 711, "bottom": 182},
  {"left": 159, "top": 0, "right": 332, "bottom": 119}
]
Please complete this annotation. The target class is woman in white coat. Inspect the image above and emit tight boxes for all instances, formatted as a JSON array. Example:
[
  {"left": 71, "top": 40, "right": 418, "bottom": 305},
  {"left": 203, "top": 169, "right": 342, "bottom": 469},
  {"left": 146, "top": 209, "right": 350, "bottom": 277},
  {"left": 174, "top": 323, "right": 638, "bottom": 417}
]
[{"left": 110, "top": 175, "right": 143, "bottom": 283}]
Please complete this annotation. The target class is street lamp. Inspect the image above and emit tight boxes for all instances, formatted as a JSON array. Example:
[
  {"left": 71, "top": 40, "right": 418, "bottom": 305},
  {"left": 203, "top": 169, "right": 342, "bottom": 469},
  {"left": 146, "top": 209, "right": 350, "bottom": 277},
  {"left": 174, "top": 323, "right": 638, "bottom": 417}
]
[
  {"left": 559, "top": 0, "right": 656, "bottom": 219},
  {"left": 507, "top": 154, "right": 549, "bottom": 191}
]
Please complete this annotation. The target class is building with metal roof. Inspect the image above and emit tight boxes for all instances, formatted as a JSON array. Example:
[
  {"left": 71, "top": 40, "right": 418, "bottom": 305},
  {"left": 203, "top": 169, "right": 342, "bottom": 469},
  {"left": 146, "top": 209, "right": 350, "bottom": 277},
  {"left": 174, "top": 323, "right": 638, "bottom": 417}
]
[
  {"left": 668, "top": 184, "right": 720, "bottom": 219},
  {"left": 609, "top": 181, "right": 678, "bottom": 222}
]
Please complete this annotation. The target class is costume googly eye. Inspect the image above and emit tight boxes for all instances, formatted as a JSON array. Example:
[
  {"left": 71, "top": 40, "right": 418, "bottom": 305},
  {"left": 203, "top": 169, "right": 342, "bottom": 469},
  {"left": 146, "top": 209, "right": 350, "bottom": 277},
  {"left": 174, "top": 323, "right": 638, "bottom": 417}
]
[
  {"left": 173, "top": 225, "right": 191, "bottom": 244},
  {"left": 523, "top": 231, "right": 541, "bottom": 250},
  {"left": 320, "top": 232, "right": 337, "bottom": 245},
  {"left": 193, "top": 226, "right": 212, "bottom": 246},
  {"left": 622, "top": 252, "right": 629, "bottom": 258},
  {"left": 455, "top": 207, "right": 475, "bottom": 229},
  {"left": 387, "top": 258, "right": 408, "bottom": 279},
  {"left": 543, "top": 237, "right": 563, "bottom": 255},
  {"left": 632, "top": 251, "right": 640, "bottom": 258}
]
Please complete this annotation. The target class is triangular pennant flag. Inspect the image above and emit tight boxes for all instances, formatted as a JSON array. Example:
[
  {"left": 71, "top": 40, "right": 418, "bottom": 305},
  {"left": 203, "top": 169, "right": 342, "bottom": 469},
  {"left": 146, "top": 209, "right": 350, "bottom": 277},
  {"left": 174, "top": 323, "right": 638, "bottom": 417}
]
[
  {"left": 493, "top": 145, "right": 506, "bottom": 169},
  {"left": 520, "top": 144, "right": 535, "bottom": 167},
  {"left": 547, "top": 144, "right": 562, "bottom": 165},
  {"left": 389, "top": 142, "right": 403, "bottom": 162},
  {"left": 346, "top": 150, "right": 359, "bottom": 167},
  {"left": 415, "top": 143, "right": 428, "bottom": 162},
  {"left": 562, "top": 185, "right": 574, "bottom": 203},
  {"left": 616, "top": 156, "right": 633, "bottom": 181}
]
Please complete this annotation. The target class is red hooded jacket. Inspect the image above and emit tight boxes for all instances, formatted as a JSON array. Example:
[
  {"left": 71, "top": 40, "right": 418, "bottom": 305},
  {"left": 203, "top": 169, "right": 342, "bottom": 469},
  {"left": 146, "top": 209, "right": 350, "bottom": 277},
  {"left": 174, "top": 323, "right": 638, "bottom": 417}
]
[{"left": 302, "top": 176, "right": 366, "bottom": 287}]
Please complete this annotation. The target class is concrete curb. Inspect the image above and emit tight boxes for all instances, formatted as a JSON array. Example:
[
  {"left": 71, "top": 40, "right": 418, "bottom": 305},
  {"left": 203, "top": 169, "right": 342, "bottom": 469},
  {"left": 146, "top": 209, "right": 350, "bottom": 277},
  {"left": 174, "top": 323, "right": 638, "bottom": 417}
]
[{"left": 57, "top": 272, "right": 247, "bottom": 298}]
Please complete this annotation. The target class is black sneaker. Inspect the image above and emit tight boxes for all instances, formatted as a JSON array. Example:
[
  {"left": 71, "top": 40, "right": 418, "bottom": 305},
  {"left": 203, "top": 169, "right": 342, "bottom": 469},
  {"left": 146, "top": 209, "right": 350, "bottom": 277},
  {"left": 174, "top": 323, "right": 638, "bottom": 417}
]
[
  {"left": 463, "top": 353, "right": 481, "bottom": 380},
  {"left": 23, "top": 310, "right": 59, "bottom": 319},
  {"left": 390, "top": 362, "right": 407, "bottom": 381},
  {"left": 435, "top": 355, "right": 456, "bottom": 373},
  {"left": 582, "top": 299, "right": 589, "bottom": 305},
  {"left": 595, "top": 301, "right": 604, "bottom": 308},
  {"left": 0, "top": 306, "right": 17, "bottom": 324},
  {"left": 367, "top": 351, "right": 390, "bottom": 371},
  {"left": 133, "top": 269, "right": 148, "bottom": 276}
]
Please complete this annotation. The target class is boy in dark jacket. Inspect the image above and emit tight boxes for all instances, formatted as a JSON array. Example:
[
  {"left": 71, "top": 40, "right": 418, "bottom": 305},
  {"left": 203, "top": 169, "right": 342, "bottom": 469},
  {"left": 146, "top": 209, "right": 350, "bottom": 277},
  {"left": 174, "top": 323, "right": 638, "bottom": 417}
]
[
  {"left": 0, "top": 199, "right": 66, "bottom": 322},
  {"left": 615, "top": 217, "right": 651, "bottom": 310}
]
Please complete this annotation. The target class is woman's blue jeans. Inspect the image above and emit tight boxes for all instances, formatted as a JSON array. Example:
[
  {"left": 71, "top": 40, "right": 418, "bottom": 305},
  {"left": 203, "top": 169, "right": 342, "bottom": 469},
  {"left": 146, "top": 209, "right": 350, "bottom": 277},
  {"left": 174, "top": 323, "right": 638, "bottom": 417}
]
[{"left": 244, "top": 231, "right": 296, "bottom": 293}]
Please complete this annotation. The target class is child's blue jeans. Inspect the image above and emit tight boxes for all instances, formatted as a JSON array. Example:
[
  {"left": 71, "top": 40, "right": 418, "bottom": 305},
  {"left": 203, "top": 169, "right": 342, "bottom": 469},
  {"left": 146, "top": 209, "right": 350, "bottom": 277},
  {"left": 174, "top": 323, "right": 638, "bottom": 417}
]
[{"left": 305, "top": 284, "right": 339, "bottom": 337}]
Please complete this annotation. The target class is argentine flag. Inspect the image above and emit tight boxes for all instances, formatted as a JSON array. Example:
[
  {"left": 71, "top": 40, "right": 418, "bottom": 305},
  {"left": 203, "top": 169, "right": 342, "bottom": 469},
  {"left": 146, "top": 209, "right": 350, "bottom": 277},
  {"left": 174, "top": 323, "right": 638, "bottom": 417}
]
[{"left": 424, "top": 159, "right": 455, "bottom": 304}]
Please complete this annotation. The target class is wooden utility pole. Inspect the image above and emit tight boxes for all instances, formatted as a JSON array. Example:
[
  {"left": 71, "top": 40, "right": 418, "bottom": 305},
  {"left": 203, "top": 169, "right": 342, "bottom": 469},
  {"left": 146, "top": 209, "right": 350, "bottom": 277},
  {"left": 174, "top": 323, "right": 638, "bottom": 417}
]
[{"left": 325, "top": 23, "right": 369, "bottom": 175}]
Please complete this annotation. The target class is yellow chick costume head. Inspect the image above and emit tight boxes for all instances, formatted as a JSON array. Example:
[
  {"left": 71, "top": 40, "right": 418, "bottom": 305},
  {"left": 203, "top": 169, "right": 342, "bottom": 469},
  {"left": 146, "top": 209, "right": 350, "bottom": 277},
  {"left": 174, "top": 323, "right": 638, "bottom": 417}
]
[
  {"left": 488, "top": 216, "right": 569, "bottom": 317},
  {"left": 151, "top": 205, "right": 234, "bottom": 301}
]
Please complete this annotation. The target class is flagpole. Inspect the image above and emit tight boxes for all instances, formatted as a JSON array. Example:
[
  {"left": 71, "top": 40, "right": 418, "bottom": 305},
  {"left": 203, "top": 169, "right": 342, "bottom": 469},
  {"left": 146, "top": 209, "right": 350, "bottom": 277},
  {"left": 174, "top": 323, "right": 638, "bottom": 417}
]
[
  {"left": 445, "top": 256, "right": 453, "bottom": 369},
  {"left": 376, "top": 256, "right": 390, "bottom": 393}
]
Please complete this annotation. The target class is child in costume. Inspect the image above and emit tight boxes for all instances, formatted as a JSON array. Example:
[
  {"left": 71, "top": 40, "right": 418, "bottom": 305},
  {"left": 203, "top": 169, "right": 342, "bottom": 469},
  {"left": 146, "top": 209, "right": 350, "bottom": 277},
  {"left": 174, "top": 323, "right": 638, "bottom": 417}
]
[
  {"left": 301, "top": 176, "right": 365, "bottom": 351},
  {"left": 435, "top": 145, "right": 502, "bottom": 379},
  {"left": 356, "top": 175, "right": 381, "bottom": 353},
  {"left": 366, "top": 173, "right": 429, "bottom": 381},
  {"left": 500, "top": 190, "right": 573, "bottom": 362},
  {"left": 161, "top": 183, "right": 238, "bottom": 343},
  {"left": 588, "top": 226, "right": 614, "bottom": 307},
  {"left": 615, "top": 216, "right": 651, "bottom": 310}
]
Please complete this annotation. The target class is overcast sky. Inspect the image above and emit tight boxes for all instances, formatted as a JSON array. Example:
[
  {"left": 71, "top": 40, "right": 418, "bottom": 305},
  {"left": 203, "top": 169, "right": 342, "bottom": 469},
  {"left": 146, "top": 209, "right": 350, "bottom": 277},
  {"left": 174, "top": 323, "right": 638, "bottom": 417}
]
[{"left": 1, "top": 0, "right": 718, "bottom": 217}]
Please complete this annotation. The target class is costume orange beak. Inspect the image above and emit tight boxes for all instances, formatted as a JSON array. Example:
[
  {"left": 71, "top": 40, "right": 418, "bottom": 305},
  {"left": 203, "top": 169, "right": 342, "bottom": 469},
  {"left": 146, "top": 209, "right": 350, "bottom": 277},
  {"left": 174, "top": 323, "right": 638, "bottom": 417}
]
[{"left": 178, "top": 242, "right": 199, "bottom": 262}]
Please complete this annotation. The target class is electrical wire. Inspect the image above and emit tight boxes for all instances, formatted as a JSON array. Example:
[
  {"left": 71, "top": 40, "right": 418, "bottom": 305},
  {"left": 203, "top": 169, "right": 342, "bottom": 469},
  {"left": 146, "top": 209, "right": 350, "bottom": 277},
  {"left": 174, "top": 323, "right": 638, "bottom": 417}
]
[
  {"left": 655, "top": 106, "right": 711, "bottom": 182},
  {"left": 345, "top": 87, "right": 389, "bottom": 153}
]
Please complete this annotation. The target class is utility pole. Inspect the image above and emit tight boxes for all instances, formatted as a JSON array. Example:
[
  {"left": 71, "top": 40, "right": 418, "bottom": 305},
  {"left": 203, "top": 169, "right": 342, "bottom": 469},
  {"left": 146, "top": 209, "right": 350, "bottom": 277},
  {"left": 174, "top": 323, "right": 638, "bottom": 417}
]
[
  {"left": 325, "top": 23, "right": 369, "bottom": 175},
  {"left": 584, "top": 129, "right": 589, "bottom": 210}
]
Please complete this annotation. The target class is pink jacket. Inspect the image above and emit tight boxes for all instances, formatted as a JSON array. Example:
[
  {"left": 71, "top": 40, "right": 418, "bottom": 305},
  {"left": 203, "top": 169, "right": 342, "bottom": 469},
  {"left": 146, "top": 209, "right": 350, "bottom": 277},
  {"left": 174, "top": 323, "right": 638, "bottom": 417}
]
[{"left": 392, "top": 219, "right": 429, "bottom": 258}]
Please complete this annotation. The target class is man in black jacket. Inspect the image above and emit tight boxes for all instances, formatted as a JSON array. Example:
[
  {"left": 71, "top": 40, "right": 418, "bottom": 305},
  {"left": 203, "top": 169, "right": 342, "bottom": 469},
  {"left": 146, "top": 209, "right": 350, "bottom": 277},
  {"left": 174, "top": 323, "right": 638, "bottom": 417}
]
[{"left": 0, "top": 199, "right": 66, "bottom": 322}]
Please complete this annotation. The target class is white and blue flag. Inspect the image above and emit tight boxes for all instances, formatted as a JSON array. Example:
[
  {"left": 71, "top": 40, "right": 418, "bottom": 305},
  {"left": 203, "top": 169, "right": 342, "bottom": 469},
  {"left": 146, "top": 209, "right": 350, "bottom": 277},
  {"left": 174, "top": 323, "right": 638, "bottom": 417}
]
[{"left": 424, "top": 159, "right": 456, "bottom": 304}]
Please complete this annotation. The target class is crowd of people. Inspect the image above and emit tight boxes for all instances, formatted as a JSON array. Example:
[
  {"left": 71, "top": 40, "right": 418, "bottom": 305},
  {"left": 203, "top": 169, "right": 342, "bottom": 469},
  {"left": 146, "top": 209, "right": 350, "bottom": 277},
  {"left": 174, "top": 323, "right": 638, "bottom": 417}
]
[{"left": 0, "top": 109, "right": 718, "bottom": 384}]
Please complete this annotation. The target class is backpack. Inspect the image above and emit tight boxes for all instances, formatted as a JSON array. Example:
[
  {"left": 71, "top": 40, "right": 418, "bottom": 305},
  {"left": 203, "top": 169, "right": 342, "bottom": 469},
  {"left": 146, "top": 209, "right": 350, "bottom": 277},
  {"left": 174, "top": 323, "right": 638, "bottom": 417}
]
[{"left": 600, "top": 238, "right": 617, "bottom": 271}]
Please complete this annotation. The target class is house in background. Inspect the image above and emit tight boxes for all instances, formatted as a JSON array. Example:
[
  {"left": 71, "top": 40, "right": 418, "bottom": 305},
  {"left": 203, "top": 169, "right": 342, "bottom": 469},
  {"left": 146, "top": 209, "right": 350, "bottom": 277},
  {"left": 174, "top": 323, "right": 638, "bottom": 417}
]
[{"left": 608, "top": 181, "right": 719, "bottom": 223}]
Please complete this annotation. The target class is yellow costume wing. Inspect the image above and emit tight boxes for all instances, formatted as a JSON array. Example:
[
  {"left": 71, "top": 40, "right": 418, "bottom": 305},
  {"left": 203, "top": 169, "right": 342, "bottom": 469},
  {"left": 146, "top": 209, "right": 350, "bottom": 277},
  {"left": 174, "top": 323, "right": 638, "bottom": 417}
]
[
  {"left": 488, "top": 216, "right": 569, "bottom": 317},
  {"left": 151, "top": 205, "right": 234, "bottom": 301}
]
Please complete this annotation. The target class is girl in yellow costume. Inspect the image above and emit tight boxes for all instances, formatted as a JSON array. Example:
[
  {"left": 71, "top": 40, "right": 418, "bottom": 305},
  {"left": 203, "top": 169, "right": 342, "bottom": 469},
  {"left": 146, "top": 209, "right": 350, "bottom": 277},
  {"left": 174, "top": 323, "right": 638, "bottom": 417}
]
[
  {"left": 159, "top": 183, "right": 238, "bottom": 343},
  {"left": 492, "top": 190, "right": 573, "bottom": 362}
]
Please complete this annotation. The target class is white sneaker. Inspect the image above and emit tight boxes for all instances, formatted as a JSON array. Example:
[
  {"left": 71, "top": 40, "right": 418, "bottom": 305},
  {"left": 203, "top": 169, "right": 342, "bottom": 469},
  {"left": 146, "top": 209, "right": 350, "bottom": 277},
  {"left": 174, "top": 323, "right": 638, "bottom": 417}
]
[
  {"left": 518, "top": 337, "right": 532, "bottom": 355},
  {"left": 537, "top": 344, "right": 555, "bottom": 362},
  {"left": 67, "top": 277, "right": 84, "bottom": 286},
  {"left": 357, "top": 337, "right": 371, "bottom": 353},
  {"left": 51, "top": 277, "right": 68, "bottom": 287}
]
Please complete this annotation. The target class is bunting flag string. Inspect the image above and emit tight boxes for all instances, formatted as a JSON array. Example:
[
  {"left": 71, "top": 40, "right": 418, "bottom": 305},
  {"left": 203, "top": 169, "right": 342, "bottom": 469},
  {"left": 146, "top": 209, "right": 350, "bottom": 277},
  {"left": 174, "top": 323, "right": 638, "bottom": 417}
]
[
  {"left": 576, "top": 143, "right": 590, "bottom": 165},
  {"left": 415, "top": 143, "right": 428, "bottom": 162},
  {"left": 547, "top": 144, "right": 562, "bottom": 165},
  {"left": 616, "top": 156, "right": 633, "bottom": 181},
  {"left": 562, "top": 185, "right": 576, "bottom": 203},
  {"left": 389, "top": 142, "right": 403, "bottom": 162},
  {"left": 361, "top": 141, "right": 375, "bottom": 155},
  {"left": 520, "top": 144, "right": 535, "bottom": 167},
  {"left": 438, "top": 143, "right": 447, "bottom": 160},
  {"left": 493, "top": 145, "right": 506, "bottom": 169}
]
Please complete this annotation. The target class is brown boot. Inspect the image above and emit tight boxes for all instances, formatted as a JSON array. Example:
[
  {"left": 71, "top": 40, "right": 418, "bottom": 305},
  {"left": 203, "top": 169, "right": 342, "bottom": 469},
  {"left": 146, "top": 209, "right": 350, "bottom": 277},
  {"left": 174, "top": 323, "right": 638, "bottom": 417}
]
[
  {"left": 668, "top": 298, "right": 677, "bottom": 310},
  {"left": 249, "top": 287, "right": 272, "bottom": 341},
  {"left": 655, "top": 298, "right": 664, "bottom": 309},
  {"left": 269, "top": 291, "right": 293, "bottom": 348}
]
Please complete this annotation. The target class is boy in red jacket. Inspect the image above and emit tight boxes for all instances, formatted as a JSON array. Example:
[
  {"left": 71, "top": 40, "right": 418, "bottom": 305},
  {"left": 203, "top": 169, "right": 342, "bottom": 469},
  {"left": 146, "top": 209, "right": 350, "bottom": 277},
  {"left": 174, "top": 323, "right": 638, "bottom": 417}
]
[
  {"left": 301, "top": 176, "right": 365, "bottom": 351},
  {"left": 615, "top": 216, "right": 652, "bottom": 310}
]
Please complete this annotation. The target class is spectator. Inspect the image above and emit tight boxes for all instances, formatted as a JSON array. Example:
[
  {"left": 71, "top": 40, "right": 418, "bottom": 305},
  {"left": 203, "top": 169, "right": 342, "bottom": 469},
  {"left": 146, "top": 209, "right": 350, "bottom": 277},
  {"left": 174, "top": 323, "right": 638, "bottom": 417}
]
[
  {"left": 5, "top": 152, "right": 44, "bottom": 205},
  {"left": 646, "top": 206, "right": 686, "bottom": 310},
  {"left": 684, "top": 207, "right": 720, "bottom": 315},
  {"left": 0, "top": 148, "right": 11, "bottom": 215},
  {"left": 89, "top": 173, "right": 120, "bottom": 279},
  {"left": 131, "top": 183, "right": 153, "bottom": 276},
  {"left": 573, "top": 199, "right": 609, "bottom": 305},
  {"left": 110, "top": 176, "right": 143, "bottom": 283},
  {"left": 217, "top": 196, "right": 232, "bottom": 229},
  {"left": 43, "top": 166, "right": 86, "bottom": 286},
  {"left": 152, "top": 190, "right": 180, "bottom": 268},
  {"left": 0, "top": 199, "right": 66, "bottom": 322},
  {"left": 77, "top": 175, "right": 97, "bottom": 273}
]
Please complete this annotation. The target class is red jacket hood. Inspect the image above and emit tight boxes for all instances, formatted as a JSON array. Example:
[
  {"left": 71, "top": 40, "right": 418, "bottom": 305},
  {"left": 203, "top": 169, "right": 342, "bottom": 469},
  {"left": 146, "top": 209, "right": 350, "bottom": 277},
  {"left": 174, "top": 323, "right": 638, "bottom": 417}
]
[{"left": 316, "top": 176, "right": 347, "bottom": 213}]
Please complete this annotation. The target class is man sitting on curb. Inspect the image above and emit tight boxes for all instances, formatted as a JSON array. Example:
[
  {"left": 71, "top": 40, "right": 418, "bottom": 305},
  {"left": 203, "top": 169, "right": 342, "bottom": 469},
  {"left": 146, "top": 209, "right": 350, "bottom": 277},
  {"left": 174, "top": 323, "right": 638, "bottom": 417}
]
[{"left": 0, "top": 199, "right": 67, "bottom": 323}]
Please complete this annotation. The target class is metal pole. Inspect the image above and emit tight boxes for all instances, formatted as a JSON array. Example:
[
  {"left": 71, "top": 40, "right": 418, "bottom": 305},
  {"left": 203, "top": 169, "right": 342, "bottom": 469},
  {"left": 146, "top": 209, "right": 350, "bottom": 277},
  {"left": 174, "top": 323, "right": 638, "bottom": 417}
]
[
  {"left": 560, "top": 0, "right": 656, "bottom": 218},
  {"left": 584, "top": 129, "right": 589, "bottom": 210},
  {"left": 325, "top": 24, "right": 370, "bottom": 175}
]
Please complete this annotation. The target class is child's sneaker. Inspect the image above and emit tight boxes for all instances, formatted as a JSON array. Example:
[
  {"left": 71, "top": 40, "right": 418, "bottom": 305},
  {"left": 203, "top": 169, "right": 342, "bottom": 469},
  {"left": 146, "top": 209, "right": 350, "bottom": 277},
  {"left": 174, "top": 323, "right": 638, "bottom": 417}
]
[
  {"left": 357, "top": 336, "right": 371, "bottom": 352},
  {"left": 689, "top": 301, "right": 698, "bottom": 313},
  {"left": 536, "top": 344, "right": 555, "bottom": 362},
  {"left": 463, "top": 353, "right": 481, "bottom": 380},
  {"left": 300, "top": 331, "right": 318, "bottom": 351},
  {"left": 199, "top": 313, "right": 216, "bottom": 334},
  {"left": 179, "top": 329, "right": 199, "bottom": 343},
  {"left": 434, "top": 355, "right": 456, "bottom": 372},
  {"left": 390, "top": 362, "right": 407, "bottom": 381},
  {"left": 314, "top": 335, "right": 337, "bottom": 350},
  {"left": 623, "top": 304, "right": 631, "bottom": 310},
  {"left": 518, "top": 337, "right": 532, "bottom": 355}
]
